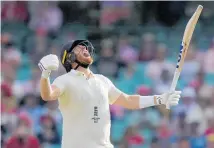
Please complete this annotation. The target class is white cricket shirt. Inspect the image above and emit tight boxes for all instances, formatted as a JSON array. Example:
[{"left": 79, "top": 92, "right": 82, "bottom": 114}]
[{"left": 52, "top": 70, "right": 122, "bottom": 148}]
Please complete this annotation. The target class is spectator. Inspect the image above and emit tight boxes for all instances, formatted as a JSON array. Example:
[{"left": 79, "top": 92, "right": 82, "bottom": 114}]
[
  {"left": 202, "top": 37, "right": 214, "bottom": 74},
  {"left": 1, "top": 33, "right": 22, "bottom": 70},
  {"left": 1, "top": 33, "right": 24, "bottom": 99},
  {"left": 205, "top": 118, "right": 214, "bottom": 148},
  {"left": 157, "top": 119, "right": 172, "bottom": 148},
  {"left": 189, "top": 70, "right": 205, "bottom": 92},
  {"left": 175, "top": 87, "right": 206, "bottom": 134},
  {"left": 1, "top": 33, "right": 13, "bottom": 46},
  {"left": 20, "top": 94, "right": 45, "bottom": 134},
  {"left": 172, "top": 112, "right": 189, "bottom": 138},
  {"left": 119, "top": 125, "right": 144, "bottom": 148},
  {"left": 28, "top": 1, "right": 63, "bottom": 36},
  {"left": 37, "top": 114, "right": 61, "bottom": 147},
  {"left": 154, "top": 68, "right": 172, "bottom": 94},
  {"left": 1, "top": 1, "right": 28, "bottom": 22},
  {"left": 95, "top": 38, "right": 123, "bottom": 79},
  {"left": 145, "top": 43, "right": 174, "bottom": 81},
  {"left": 177, "top": 137, "right": 190, "bottom": 148},
  {"left": 100, "top": 1, "right": 132, "bottom": 27},
  {"left": 151, "top": 137, "right": 159, "bottom": 148},
  {"left": 138, "top": 33, "right": 157, "bottom": 62},
  {"left": 27, "top": 28, "right": 49, "bottom": 65},
  {"left": 180, "top": 44, "right": 201, "bottom": 84},
  {"left": 189, "top": 122, "right": 207, "bottom": 148},
  {"left": 198, "top": 85, "right": 214, "bottom": 121},
  {"left": 115, "top": 63, "right": 139, "bottom": 94},
  {"left": 204, "top": 90, "right": 214, "bottom": 138},
  {"left": 1, "top": 83, "right": 18, "bottom": 144},
  {"left": 43, "top": 101, "right": 62, "bottom": 124},
  {"left": 22, "top": 67, "right": 41, "bottom": 96},
  {"left": 3, "top": 46, "right": 22, "bottom": 70},
  {"left": 117, "top": 35, "right": 138, "bottom": 65},
  {"left": 137, "top": 85, "right": 152, "bottom": 96},
  {"left": 4, "top": 113, "right": 40, "bottom": 148}
]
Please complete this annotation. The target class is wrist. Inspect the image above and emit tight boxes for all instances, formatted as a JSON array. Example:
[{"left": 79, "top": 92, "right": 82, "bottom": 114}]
[
  {"left": 41, "top": 70, "right": 51, "bottom": 79},
  {"left": 154, "top": 95, "right": 163, "bottom": 105}
]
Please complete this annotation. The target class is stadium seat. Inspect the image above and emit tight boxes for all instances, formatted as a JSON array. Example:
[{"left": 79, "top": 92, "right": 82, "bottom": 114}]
[
  {"left": 204, "top": 73, "right": 214, "bottom": 86},
  {"left": 16, "top": 54, "right": 32, "bottom": 81},
  {"left": 50, "top": 144, "right": 61, "bottom": 148},
  {"left": 111, "top": 120, "right": 127, "bottom": 142}
]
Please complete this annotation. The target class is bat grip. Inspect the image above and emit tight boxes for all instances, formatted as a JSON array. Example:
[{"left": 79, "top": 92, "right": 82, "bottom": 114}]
[{"left": 166, "top": 70, "right": 180, "bottom": 110}]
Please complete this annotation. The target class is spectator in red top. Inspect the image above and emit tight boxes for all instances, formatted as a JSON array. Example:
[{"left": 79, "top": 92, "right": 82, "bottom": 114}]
[
  {"left": 1, "top": 82, "right": 17, "bottom": 113},
  {"left": 189, "top": 70, "right": 204, "bottom": 92},
  {"left": 4, "top": 113, "right": 40, "bottom": 148},
  {"left": 1, "top": 82, "right": 18, "bottom": 145},
  {"left": 1, "top": 1, "right": 28, "bottom": 22},
  {"left": 119, "top": 125, "right": 144, "bottom": 148}
]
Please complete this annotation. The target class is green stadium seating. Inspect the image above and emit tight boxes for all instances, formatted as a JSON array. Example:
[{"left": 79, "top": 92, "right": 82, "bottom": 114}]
[
  {"left": 2, "top": 21, "right": 30, "bottom": 48},
  {"left": 16, "top": 54, "right": 32, "bottom": 81},
  {"left": 111, "top": 120, "right": 127, "bottom": 142},
  {"left": 204, "top": 73, "right": 214, "bottom": 86}
]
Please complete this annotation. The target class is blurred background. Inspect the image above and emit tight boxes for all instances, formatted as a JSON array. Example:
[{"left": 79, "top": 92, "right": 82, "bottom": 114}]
[{"left": 1, "top": 1, "right": 214, "bottom": 148}]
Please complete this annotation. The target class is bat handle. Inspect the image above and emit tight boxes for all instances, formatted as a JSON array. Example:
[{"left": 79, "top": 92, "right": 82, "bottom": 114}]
[
  {"left": 166, "top": 88, "right": 174, "bottom": 110},
  {"left": 166, "top": 70, "right": 180, "bottom": 110}
]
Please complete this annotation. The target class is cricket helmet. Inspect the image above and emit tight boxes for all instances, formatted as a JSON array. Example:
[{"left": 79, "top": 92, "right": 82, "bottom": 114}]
[{"left": 60, "top": 40, "right": 94, "bottom": 72}]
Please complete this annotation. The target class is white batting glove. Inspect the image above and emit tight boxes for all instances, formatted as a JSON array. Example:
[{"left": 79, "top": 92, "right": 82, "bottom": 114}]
[
  {"left": 155, "top": 91, "right": 181, "bottom": 107},
  {"left": 38, "top": 54, "right": 59, "bottom": 79}
]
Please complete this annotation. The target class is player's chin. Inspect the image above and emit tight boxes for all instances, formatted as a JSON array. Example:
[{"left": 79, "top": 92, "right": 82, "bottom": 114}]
[{"left": 83, "top": 57, "right": 93, "bottom": 65}]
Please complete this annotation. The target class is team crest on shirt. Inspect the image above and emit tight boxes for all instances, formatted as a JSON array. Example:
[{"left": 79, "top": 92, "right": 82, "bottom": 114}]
[{"left": 92, "top": 106, "right": 100, "bottom": 123}]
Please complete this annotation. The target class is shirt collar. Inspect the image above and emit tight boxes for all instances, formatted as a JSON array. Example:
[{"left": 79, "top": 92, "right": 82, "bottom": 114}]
[{"left": 70, "top": 69, "right": 94, "bottom": 77}]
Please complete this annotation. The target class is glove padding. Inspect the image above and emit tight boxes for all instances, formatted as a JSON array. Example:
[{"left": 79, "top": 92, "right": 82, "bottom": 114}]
[
  {"left": 38, "top": 54, "right": 59, "bottom": 78},
  {"left": 156, "top": 91, "right": 181, "bottom": 107}
]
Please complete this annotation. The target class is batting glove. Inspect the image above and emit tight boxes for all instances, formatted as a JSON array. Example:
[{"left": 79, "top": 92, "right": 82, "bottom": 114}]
[
  {"left": 38, "top": 54, "right": 59, "bottom": 79},
  {"left": 155, "top": 91, "right": 181, "bottom": 107}
]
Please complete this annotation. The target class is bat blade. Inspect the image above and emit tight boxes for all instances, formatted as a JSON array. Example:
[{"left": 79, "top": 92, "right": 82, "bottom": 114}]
[
  {"left": 177, "top": 5, "right": 203, "bottom": 72},
  {"left": 166, "top": 5, "right": 203, "bottom": 110}
]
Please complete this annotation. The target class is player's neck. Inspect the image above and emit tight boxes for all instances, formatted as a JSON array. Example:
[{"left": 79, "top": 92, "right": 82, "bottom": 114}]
[{"left": 76, "top": 66, "right": 91, "bottom": 76}]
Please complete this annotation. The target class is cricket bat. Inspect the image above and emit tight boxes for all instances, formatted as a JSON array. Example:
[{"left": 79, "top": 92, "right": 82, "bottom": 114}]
[{"left": 166, "top": 5, "right": 203, "bottom": 109}]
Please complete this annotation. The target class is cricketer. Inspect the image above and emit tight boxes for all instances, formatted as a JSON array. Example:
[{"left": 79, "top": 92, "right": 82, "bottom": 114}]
[{"left": 38, "top": 40, "right": 181, "bottom": 148}]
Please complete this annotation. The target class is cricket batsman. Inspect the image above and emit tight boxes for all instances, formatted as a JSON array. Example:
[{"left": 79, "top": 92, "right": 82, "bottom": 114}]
[{"left": 38, "top": 40, "right": 181, "bottom": 148}]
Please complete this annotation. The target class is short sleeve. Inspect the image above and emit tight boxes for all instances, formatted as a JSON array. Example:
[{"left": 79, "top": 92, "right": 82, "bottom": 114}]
[
  {"left": 103, "top": 76, "right": 122, "bottom": 105},
  {"left": 52, "top": 76, "right": 65, "bottom": 96}
]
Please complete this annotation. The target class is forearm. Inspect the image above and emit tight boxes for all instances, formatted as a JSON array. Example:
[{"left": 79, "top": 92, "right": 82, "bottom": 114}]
[
  {"left": 126, "top": 95, "right": 158, "bottom": 109},
  {"left": 113, "top": 87, "right": 181, "bottom": 110},
  {"left": 40, "top": 77, "right": 52, "bottom": 100},
  {"left": 115, "top": 94, "right": 159, "bottom": 110},
  {"left": 122, "top": 94, "right": 140, "bottom": 109}
]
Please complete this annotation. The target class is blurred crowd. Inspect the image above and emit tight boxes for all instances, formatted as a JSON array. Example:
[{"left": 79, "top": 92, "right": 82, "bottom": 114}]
[{"left": 1, "top": 1, "right": 214, "bottom": 148}]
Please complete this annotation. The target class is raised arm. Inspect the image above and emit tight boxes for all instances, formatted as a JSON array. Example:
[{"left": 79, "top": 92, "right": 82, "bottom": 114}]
[
  {"left": 113, "top": 92, "right": 181, "bottom": 110},
  {"left": 105, "top": 76, "right": 181, "bottom": 109},
  {"left": 38, "top": 54, "right": 62, "bottom": 101},
  {"left": 40, "top": 78, "right": 61, "bottom": 101}
]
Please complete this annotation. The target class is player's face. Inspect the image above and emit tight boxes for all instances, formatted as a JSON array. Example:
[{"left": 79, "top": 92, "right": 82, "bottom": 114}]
[{"left": 73, "top": 45, "right": 93, "bottom": 65}]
